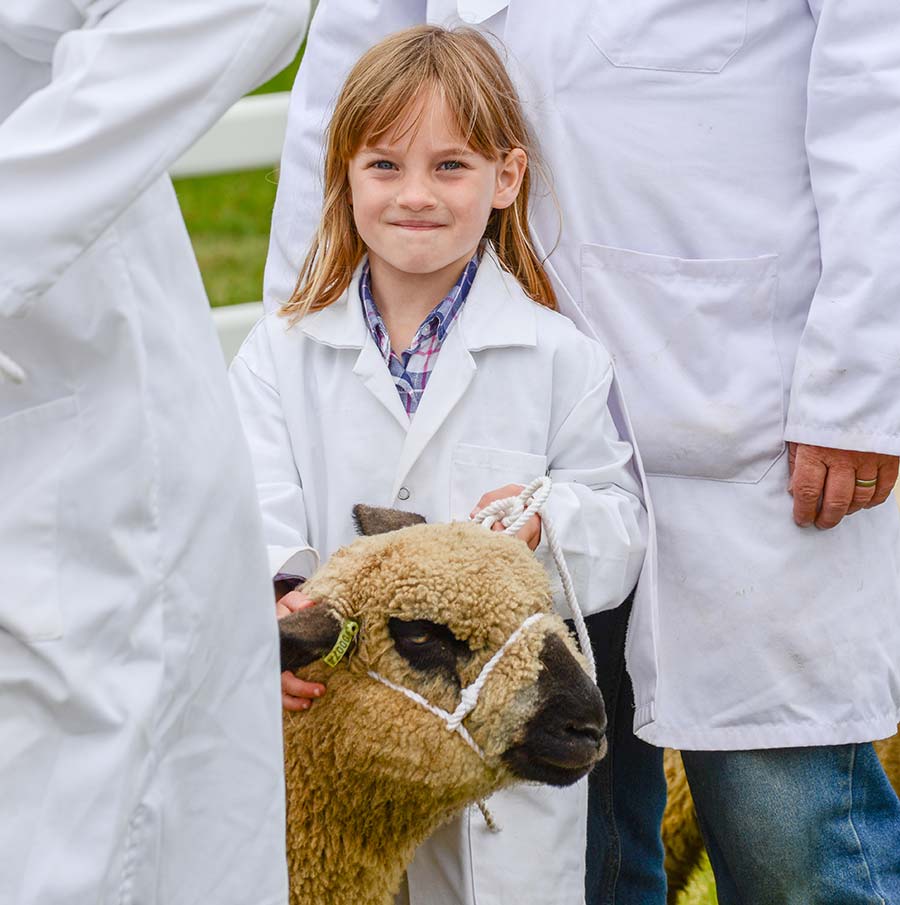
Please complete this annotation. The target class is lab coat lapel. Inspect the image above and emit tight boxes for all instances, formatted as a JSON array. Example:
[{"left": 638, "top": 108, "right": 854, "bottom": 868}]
[
  {"left": 353, "top": 338, "right": 411, "bottom": 432},
  {"left": 390, "top": 252, "right": 536, "bottom": 499},
  {"left": 391, "top": 325, "right": 475, "bottom": 499},
  {"left": 299, "top": 266, "right": 410, "bottom": 431}
]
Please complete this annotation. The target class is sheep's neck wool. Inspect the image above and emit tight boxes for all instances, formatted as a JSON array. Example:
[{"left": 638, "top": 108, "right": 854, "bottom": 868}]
[{"left": 283, "top": 670, "right": 507, "bottom": 905}]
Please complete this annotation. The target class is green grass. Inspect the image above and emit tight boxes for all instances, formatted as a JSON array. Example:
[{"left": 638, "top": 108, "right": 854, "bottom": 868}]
[
  {"left": 175, "top": 167, "right": 279, "bottom": 307},
  {"left": 175, "top": 43, "right": 304, "bottom": 307},
  {"left": 677, "top": 856, "right": 718, "bottom": 905}
]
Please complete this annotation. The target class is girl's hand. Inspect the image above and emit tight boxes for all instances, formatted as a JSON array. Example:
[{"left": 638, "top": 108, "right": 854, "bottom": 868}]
[
  {"left": 470, "top": 484, "right": 542, "bottom": 551},
  {"left": 276, "top": 588, "right": 326, "bottom": 712}
]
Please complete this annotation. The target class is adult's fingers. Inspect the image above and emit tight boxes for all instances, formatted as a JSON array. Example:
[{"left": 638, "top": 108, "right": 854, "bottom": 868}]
[
  {"left": 814, "top": 465, "right": 856, "bottom": 529},
  {"left": 846, "top": 470, "right": 878, "bottom": 515},
  {"left": 791, "top": 452, "right": 828, "bottom": 526},
  {"left": 868, "top": 459, "right": 900, "bottom": 508}
]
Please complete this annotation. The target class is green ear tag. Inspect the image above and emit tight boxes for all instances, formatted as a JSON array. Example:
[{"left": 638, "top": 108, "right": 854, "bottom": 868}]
[{"left": 322, "top": 620, "right": 359, "bottom": 668}]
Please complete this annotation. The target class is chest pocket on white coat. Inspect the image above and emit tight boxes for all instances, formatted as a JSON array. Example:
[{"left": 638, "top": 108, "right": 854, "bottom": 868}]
[
  {"left": 0, "top": 395, "right": 78, "bottom": 641},
  {"left": 581, "top": 245, "right": 783, "bottom": 483},
  {"left": 589, "top": 0, "right": 749, "bottom": 73},
  {"left": 450, "top": 444, "right": 548, "bottom": 522}
]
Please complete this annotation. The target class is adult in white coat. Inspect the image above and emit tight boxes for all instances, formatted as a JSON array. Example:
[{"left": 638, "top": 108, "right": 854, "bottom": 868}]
[
  {"left": 265, "top": 2, "right": 900, "bottom": 903},
  {"left": 0, "top": 2, "right": 307, "bottom": 904}
]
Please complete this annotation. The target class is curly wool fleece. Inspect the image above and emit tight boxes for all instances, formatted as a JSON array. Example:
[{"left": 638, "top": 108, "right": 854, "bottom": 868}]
[{"left": 282, "top": 521, "right": 585, "bottom": 905}]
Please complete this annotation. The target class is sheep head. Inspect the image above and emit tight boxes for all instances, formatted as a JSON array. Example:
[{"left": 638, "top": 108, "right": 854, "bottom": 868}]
[{"left": 280, "top": 515, "right": 606, "bottom": 796}]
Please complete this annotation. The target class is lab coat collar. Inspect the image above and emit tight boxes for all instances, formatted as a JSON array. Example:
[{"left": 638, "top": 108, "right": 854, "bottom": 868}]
[
  {"left": 299, "top": 249, "right": 538, "bottom": 499},
  {"left": 297, "top": 249, "right": 537, "bottom": 353}
]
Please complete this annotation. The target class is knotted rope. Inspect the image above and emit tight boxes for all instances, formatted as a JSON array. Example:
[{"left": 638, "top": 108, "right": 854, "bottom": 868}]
[{"left": 470, "top": 476, "right": 596, "bottom": 682}]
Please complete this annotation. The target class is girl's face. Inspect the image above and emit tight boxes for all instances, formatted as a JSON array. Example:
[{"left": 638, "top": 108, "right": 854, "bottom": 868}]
[{"left": 347, "top": 92, "right": 525, "bottom": 282}]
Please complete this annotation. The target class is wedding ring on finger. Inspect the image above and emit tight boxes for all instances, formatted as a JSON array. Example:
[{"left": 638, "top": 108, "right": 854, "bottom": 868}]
[{"left": 854, "top": 477, "right": 878, "bottom": 488}]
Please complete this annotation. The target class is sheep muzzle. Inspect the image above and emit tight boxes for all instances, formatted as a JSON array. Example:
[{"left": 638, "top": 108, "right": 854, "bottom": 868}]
[{"left": 501, "top": 633, "right": 607, "bottom": 786}]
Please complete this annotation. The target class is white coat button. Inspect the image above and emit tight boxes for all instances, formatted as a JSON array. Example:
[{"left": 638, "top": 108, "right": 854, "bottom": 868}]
[{"left": 397, "top": 487, "right": 411, "bottom": 501}]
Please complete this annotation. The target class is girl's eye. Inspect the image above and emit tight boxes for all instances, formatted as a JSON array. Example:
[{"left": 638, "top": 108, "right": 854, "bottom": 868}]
[
  {"left": 371, "top": 160, "right": 396, "bottom": 171},
  {"left": 439, "top": 160, "right": 464, "bottom": 171}
]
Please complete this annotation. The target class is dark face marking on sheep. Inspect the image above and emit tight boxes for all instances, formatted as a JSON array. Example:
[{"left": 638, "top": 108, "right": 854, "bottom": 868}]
[
  {"left": 388, "top": 617, "right": 472, "bottom": 687},
  {"left": 279, "top": 601, "right": 345, "bottom": 672},
  {"left": 501, "top": 633, "right": 607, "bottom": 786}
]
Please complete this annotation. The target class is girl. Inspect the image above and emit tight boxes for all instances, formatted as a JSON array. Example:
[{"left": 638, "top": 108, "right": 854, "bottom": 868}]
[{"left": 230, "top": 26, "right": 648, "bottom": 905}]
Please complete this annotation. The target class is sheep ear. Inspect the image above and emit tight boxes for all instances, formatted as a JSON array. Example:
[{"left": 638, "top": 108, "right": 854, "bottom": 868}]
[
  {"left": 352, "top": 504, "right": 427, "bottom": 537},
  {"left": 279, "top": 601, "right": 345, "bottom": 672}
]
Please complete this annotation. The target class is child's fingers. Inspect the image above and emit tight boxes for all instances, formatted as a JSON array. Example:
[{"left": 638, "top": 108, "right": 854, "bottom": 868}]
[
  {"left": 282, "top": 671, "right": 325, "bottom": 712},
  {"left": 516, "top": 514, "right": 542, "bottom": 550},
  {"left": 282, "top": 671, "right": 325, "bottom": 698},
  {"left": 277, "top": 589, "right": 316, "bottom": 619},
  {"left": 470, "top": 484, "right": 525, "bottom": 518},
  {"left": 283, "top": 693, "right": 312, "bottom": 712}
]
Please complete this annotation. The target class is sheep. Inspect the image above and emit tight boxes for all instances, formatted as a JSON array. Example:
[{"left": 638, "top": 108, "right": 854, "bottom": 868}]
[
  {"left": 278, "top": 510, "right": 606, "bottom": 905},
  {"left": 662, "top": 730, "right": 900, "bottom": 902}
]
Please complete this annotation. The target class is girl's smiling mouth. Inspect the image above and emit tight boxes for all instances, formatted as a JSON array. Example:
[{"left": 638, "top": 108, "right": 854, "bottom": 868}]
[{"left": 390, "top": 220, "right": 445, "bottom": 229}]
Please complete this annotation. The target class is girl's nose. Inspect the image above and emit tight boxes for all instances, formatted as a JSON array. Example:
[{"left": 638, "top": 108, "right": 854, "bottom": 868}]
[{"left": 396, "top": 175, "right": 437, "bottom": 211}]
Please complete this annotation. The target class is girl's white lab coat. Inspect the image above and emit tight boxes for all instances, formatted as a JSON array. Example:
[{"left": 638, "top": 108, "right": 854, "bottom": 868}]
[
  {"left": 0, "top": 3, "right": 307, "bottom": 903},
  {"left": 265, "top": 0, "right": 900, "bottom": 753},
  {"left": 229, "top": 251, "right": 648, "bottom": 905}
]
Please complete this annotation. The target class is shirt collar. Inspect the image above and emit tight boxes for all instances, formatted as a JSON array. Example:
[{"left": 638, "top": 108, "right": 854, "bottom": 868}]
[{"left": 359, "top": 253, "right": 480, "bottom": 356}]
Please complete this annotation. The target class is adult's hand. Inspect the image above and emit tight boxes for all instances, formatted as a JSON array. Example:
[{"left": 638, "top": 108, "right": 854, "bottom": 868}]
[
  {"left": 788, "top": 443, "right": 899, "bottom": 529},
  {"left": 276, "top": 588, "right": 326, "bottom": 712},
  {"left": 470, "top": 484, "right": 542, "bottom": 551}
]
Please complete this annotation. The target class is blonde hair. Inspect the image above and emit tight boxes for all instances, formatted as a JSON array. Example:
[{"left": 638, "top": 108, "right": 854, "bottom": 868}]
[{"left": 280, "top": 25, "right": 557, "bottom": 321}]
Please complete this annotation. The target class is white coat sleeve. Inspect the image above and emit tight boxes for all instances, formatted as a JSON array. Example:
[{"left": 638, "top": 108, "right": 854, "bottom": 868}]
[
  {"left": 0, "top": 0, "right": 308, "bottom": 318},
  {"left": 536, "top": 350, "right": 648, "bottom": 618},
  {"left": 784, "top": 0, "right": 900, "bottom": 455},
  {"left": 229, "top": 324, "right": 319, "bottom": 580},
  {"left": 263, "top": 0, "right": 427, "bottom": 312}
]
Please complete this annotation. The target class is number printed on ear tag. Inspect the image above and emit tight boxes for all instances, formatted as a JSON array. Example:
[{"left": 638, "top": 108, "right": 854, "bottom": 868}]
[{"left": 322, "top": 620, "right": 360, "bottom": 667}]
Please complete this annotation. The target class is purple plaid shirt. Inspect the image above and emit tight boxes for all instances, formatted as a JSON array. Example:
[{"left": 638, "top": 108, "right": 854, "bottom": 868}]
[{"left": 359, "top": 255, "right": 479, "bottom": 417}]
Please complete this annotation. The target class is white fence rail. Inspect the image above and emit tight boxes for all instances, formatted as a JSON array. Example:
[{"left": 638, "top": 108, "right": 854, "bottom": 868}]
[
  {"left": 172, "top": 92, "right": 290, "bottom": 359},
  {"left": 171, "top": 92, "right": 292, "bottom": 179}
]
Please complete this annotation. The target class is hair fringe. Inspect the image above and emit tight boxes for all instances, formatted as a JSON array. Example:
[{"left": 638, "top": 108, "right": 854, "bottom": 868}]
[{"left": 280, "top": 25, "right": 557, "bottom": 324}]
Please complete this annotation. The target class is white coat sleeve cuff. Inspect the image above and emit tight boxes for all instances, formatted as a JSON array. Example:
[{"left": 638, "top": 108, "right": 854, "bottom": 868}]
[{"left": 268, "top": 545, "right": 319, "bottom": 581}]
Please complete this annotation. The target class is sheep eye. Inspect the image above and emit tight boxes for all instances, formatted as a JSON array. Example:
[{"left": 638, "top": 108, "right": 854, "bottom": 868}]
[
  {"left": 405, "top": 632, "right": 432, "bottom": 645},
  {"left": 388, "top": 618, "right": 471, "bottom": 684}
]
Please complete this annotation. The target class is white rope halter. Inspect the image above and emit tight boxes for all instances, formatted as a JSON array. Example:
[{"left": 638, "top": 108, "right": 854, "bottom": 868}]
[
  {"left": 367, "top": 611, "right": 548, "bottom": 759},
  {"left": 470, "top": 476, "right": 596, "bottom": 683},
  {"left": 0, "top": 350, "right": 26, "bottom": 384},
  {"left": 367, "top": 476, "right": 595, "bottom": 761}
]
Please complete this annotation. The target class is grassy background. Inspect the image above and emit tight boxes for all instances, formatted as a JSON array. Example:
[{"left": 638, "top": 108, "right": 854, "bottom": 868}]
[{"left": 173, "top": 45, "right": 304, "bottom": 308}]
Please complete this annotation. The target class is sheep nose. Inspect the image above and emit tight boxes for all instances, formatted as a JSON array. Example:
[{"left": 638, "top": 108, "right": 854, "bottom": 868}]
[
  {"left": 500, "top": 632, "right": 608, "bottom": 787},
  {"left": 564, "top": 720, "right": 606, "bottom": 746}
]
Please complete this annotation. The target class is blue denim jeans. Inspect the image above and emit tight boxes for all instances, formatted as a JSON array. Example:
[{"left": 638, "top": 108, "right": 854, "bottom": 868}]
[
  {"left": 682, "top": 743, "right": 900, "bottom": 905},
  {"left": 583, "top": 599, "right": 668, "bottom": 905}
]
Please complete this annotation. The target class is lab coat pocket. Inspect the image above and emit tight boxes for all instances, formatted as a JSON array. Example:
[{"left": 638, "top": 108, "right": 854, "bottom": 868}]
[
  {"left": 0, "top": 395, "right": 78, "bottom": 641},
  {"left": 581, "top": 245, "right": 782, "bottom": 483},
  {"left": 450, "top": 444, "right": 548, "bottom": 521},
  {"left": 589, "top": 0, "right": 748, "bottom": 73}
]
